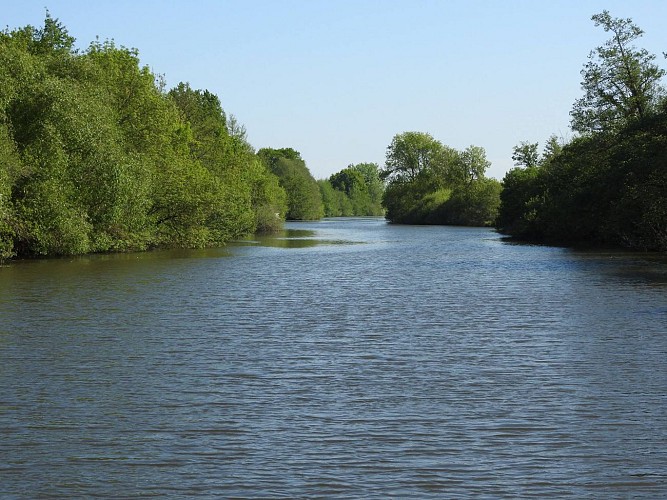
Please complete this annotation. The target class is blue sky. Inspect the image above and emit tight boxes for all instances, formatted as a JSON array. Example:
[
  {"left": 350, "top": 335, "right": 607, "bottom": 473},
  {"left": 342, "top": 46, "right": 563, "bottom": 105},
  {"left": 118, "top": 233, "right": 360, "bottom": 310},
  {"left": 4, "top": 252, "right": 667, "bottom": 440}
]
[{"left": 3, "top": 0, "right": 667, "bottom": 179}]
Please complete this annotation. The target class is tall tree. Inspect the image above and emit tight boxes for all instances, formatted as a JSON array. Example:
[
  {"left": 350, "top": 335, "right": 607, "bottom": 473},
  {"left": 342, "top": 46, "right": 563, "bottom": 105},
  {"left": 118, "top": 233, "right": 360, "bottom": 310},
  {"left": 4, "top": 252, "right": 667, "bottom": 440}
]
[
  {"left": 381, "top": 132, "right": 443, "bottom": 182},
  {"left": 511, "top": 142, "right": 539, "bottom": 168},
  {"left": 456, "top": 145, "right": 491, "bottom": 185},
  {"left": 571, "top": 11, "right": 666, "bottom": 134}
]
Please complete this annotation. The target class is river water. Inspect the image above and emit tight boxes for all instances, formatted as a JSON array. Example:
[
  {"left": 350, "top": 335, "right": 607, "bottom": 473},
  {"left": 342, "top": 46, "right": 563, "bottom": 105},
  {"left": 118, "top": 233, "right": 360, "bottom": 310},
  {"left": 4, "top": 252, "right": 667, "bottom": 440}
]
[{"left": 1, "top": 217, "right": 666, "bottom": 498}]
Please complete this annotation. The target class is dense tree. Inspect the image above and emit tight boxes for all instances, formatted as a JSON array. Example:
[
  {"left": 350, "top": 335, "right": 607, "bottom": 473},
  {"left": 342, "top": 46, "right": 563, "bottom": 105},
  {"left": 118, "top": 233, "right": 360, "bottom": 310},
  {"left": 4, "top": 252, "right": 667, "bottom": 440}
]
[
  {"left": 381, "top": 132, "right": 500, "bottom": 226},
  {"left": 167, "top": 82, "right": 287, "bottom": 236},
  {"left": 258, "top": 148, "right": 323, "bottom": 220},
  {"left": 0, "top": 124, "right": 21, "bottom": 259},
  {"left": 350, "top": 162, "right": 384, "bottom": 211},
  {"left": 541, "top": 134, "right": 564, "bottom": 161},
  {"left": 571, "top": 10, "right": 665, "bottom": 134},
  {"left": 319, "top": 179, "right": 352, "bottom": 217},
  {"left": 0, "top": 14, "right": 288, "bottom": 260},
  {"left": 437, "top": 178, "right": 502, "bottom": 227},
  {"left": 498, "top": 12, "right": 667, "bottom": 250},
  {"left": 454, "top": 145, "right": 491, "bottom": 185},
  {"left": 320, "top": 163, "right": 384, "bottom": 217},
  {"left": 330, "top": 167, "right": 371, "bottom": 215},
  {"left": 381, "top": 132, "right": 443, "bottom": 183},
  {"left": 496, "top": 162, "right": 542, "bottom": 238},
  {"left": 511, "top": 142, "right": 539, "bottom": 169}
]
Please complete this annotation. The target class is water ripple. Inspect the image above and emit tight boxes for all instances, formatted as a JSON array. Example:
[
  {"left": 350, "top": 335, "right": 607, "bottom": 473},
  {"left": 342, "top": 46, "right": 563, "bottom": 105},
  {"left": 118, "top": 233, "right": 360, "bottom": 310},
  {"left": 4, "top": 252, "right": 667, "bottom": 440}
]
[{"left": 1, "top": 219, "right": 667, "bottom": 497}]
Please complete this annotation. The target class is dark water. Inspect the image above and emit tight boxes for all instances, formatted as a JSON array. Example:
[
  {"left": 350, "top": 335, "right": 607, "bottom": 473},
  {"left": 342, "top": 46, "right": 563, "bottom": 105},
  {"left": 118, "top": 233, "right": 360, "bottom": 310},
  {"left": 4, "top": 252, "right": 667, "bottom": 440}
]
[{"left": 1, "top": 217, "right": 667, "bottom": 498}]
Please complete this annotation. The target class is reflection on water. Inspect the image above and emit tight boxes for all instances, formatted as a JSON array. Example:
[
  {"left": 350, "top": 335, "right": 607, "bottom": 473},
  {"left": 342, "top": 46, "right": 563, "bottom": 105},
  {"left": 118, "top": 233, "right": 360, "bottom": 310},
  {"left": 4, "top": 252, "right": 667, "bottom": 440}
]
[
  {"left": 234, "top": 226, "right": 363, "bottom": 249},
  {"left": 1, "top": 217, "right": 667, "bottom": 498}
]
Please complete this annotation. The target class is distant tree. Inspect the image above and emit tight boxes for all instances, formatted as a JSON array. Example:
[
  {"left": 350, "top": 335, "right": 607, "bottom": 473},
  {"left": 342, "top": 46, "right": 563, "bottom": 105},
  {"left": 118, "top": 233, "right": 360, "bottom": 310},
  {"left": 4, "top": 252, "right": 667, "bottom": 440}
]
[
  {"left": 321, "top": 163, "right": 384, "bottom": 217},
  {"left": 381, "top": 132, "right": 443, "bottom": 182},
  {"left": 318, "top": 179, "right": 339, "bottom": 217},
  {"left": 350, "top": 162, "right": 384, "bottom": 213},
  {"left": 511, "top": 142, "right": 539, "bottom": 168},
  {"left": 542, "top": 135, "right": 564, "bottom": 162},
  {"left": 455, "top": 145, "right": 491, "bottom": 185},
  {"left": 438, "top": 178, "right": 502, "bottom": 227},
  {"left": 330, "top": 167, "right": 364, "bottom": 196},
  {"left": 257, "top": 147, "right": 302, "bottom": 166},
  {"left": 330, "top": 167, "right": 373, "bottom": 215},
  {"left": 258, "top": 148, "right": 323, "bottom": 220},
  {"left": 319, "top": 179, "right": 352, "bottom": 217},
  {"left": 381, "top": 132, "right": 499, "bottom": 226},
  {"left": 571, "top": 11, "right": 666, "bottom": 134}
]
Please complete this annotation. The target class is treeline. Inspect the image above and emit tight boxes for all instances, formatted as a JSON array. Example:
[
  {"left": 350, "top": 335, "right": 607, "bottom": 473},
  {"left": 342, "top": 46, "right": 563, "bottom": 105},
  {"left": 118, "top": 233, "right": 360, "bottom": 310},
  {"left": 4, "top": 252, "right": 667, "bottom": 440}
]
[
  {"left": 379, "top": 132, "right": 501, "bottom": 226},
  {"left": 319, "top": 163, "right": 384, "bottom": 217},
  {"left": 0, "top": 14, "right": 292, "bottom": 260},
  {"left": 4, "top": 11, "right": 662, "bottom": 259},
  {"left": 497, "top": 11, "right": 667, "bottom": 251},
  {"left": 257, "top": 147, "right": 322, "bottom": 221}
]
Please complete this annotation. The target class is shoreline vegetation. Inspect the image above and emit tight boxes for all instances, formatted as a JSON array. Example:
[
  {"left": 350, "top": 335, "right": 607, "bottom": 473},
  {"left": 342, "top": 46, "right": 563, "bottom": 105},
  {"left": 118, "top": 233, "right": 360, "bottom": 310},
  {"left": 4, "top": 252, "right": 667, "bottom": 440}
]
[
  {"left": 496, "top": 11, "right": 667, "bottom": 252},
  {"left": 1, "top": 10, "right": 665, "bottom": 262}
]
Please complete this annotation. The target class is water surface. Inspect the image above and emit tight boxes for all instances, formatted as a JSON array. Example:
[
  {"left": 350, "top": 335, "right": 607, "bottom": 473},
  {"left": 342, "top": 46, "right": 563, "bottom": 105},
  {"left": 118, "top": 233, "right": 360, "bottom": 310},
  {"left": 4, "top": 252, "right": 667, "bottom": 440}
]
[{"left": 1, "top": 217, "right": 666, "bottom": 498}]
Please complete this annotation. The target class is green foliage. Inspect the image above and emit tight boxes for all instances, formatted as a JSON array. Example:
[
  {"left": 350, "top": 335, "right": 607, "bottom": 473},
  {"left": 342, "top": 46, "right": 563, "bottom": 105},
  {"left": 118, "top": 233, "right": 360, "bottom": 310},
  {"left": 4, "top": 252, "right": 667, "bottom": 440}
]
[
  {"left": 330, "top": 165, "right": 382, "bottom": 216},
  {"left": 381, "top": 131, "right": 443, "bottom": 183},
  {"left": 511, "top": 142, "right": 539, "bottom": 169},
  {"left": 351, "top": 163, "right": 384, "bottom": 211},
  {"left": 319, "top": 179, "right": 350, "bottom": 217},
  {"left": 0, "top": 124, "right": 19, "bottom": 260},
  {"left": 381, "top": 132, "right": 500, "bottom": 226},
  {"left": 498, "top": 108, "right": 667, "bottom": 249},
  {"left": 571, "top": 11, "right": 665, "bottom": 134},
  {"left": 245, "top": 157, "right": 288, "bottom": 233},
  {"left": 499, "top": 13, "right": 667, "bottom": 251},
  {"left": 454, "top": 145, "right": 491, "bottom": 186},
  {"left": 437, "top": 179, "right": 502, "bottom": 227},
  {"left": 496, "top": 165, "right": 542, "bottom": 238},
  {"left": 319, "top": 163, "right": 384, "bottom": 217},
  {"left": 0, "top": 14, "right": 288, "bottom": 259},
  {"left": 258, "top": 148, "right": 323, "bottom": 220},
  {"left": 497, "top": 137, "right": 566, "bottom": 238}
]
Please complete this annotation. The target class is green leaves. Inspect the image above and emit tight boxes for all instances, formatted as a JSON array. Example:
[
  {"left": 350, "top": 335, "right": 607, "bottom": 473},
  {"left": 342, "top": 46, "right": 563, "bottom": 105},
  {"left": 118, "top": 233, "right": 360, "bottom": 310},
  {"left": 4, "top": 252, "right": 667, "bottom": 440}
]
[
  {"left": 381, "top": 132, "right": 499, "bottom": 226},
  {"left": 499, "top": 12, "right": 667, "bottom": 250},
  {"left": 381, "top": 132, "right": 443, "bottom": 183},
  {"left": 0, "top": 14, "right": 288, "bottom": 258},
  {"left": 321, "top": 163, "right": 384, "bottom": 217},
  {"left": 571, "top": 11, "right": 666, "bottom": 134},
  {"left": 258, "top": 148, "right": 322, "bottom": 221}
]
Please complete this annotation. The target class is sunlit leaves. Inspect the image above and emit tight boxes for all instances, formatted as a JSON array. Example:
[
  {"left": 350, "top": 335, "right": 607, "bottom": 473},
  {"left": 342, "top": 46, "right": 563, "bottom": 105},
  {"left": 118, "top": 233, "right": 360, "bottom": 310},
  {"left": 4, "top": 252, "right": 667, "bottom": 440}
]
[
  {"left": 0, "top": 14, "right": 287, "bottom": 258},
  {"left": 258, "top": 148, "right": 322, "bottom": 221},
  {"left": 571, "top": 11, "right": 666, "bottom": 134},
  {"left": 381, "top": 133, "right": 499, "bottom": 226},
  {"left": 322, "top": 163, "right": 384, "bottom": 217}
]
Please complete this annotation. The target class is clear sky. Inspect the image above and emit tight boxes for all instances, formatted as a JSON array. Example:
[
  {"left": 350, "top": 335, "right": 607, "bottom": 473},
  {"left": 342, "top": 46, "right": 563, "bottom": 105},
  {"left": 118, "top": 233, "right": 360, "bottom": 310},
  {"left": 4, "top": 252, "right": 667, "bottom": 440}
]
[{"left": 3, "top": 0, "right": 667, "bottom": 180}]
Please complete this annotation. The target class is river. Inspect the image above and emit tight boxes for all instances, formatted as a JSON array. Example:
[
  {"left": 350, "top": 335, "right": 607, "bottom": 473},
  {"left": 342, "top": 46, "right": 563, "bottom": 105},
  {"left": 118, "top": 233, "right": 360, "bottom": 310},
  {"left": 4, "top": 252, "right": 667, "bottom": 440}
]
[{"left": 1, "top": 217, "right": 666, "bottom": 498}]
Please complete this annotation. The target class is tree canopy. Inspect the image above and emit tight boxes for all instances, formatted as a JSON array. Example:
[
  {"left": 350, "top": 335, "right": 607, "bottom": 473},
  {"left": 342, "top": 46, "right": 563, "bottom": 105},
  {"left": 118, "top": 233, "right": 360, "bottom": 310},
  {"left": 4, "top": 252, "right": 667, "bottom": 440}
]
[
  {"left": 320, "top": 163, "right": 384, "bottom": 217},
  {"left": 257, "top": 148, "right": 323, "bottom": 220},
  {"left": 380, "top": 132, "right": 500, "bottom": 226},
  {"left": 498, "top": 11, "right": 667, "bottom": 251},
  {"left": 570, "top": 10, "right": 666, "bottom": 134},
  {"left": 0, "top": 14, "right": 287, "bottom": 260}
]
